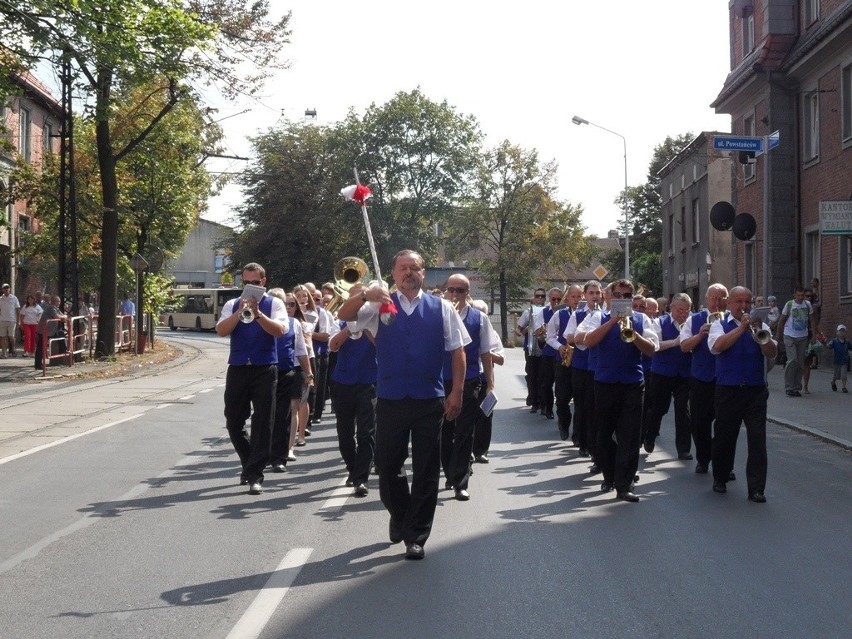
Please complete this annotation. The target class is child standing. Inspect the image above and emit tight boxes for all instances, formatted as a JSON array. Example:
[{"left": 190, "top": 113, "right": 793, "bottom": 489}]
[{"left": 827, "top": 324, "right": 851, "bottom": 393}]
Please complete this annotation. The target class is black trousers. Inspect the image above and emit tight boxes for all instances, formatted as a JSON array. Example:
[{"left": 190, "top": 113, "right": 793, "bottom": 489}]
[
  {"left": 644, "top": 372, "right": 692, "bottom": 454},
  {"left": 554, "top": 359, "right": 573, "bottom": 435},
  {"left": 440, "top": 377, "right": 481, "bottom": 491},
  {"left": 526, "top": 354, "right": 542, "bottom": 408},
  {"left": 712, "top": 385, "right": 768, "bottom": 493},
  {"left": 224, "top": 364, "right": 277, "bottom": 484},
  {"left": 689, "top": 378, "right": 715, "bottom": 467},
  {"left": 594, "top": 381, "right": 644, "bottom": 492},
  {"left": 270, "top": 369, "right": 296, "bottom": 465},
  {"left": 312, "top": 351, "right": 330, "bottom": 421},
  {"left": 472, "top": 380, "right": 491, "bottom": 458},
  {"left": 538, "top": 355, "right": 556, "bottom": 415},
  {"left": 572, "top": 368, "right": 595, "bottom": 454},
  {"left": 375, "top": 397, "right": 444, "bottom": 547},
  {"left": 333, "top": 382, "right": 377, "bottom": 485}
]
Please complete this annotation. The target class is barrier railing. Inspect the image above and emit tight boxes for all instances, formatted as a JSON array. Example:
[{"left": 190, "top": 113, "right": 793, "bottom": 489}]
[
  {"left": 37, "top": 313, "right": 138, "bottom": 375},
  {"left": 40, "top": 318, "right": 72, "bottom": 374},
  {"left": 116, "top": 314, "right": 134, "bottom": 352}
]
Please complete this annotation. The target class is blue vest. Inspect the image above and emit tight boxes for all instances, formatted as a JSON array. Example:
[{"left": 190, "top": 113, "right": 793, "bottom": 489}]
[
  {"left": 571, "top": 309, "right": 590, "bottom": 371},
  {"left": 593, "top": 312, "right": 645, "bottom": 384},
  {"left": 540, "top": 307, "right": 557, "bottom": 358},
  {"left": 715, "top": 318, "right": 766, "bottom": 386},
  {"left": 227, "top": 296, "right": 277, "bottom": 366},
  {"left": 331, "top": 322, "right": 377, "bottom": 385},
  {"left": 275, "top": 317, "right": 296, "bottom": 371},
  {"left": 651, "top": 315, "right": 692, "bottom": 377},
  {"left": 443, "top": 306, "right": 482, "bottom": 381},
  {"left": 376, "top": 292, "right": 446, "bottom": 399},
  {"left": 689, "top": 311, "right": 717, "bottom": 383}
]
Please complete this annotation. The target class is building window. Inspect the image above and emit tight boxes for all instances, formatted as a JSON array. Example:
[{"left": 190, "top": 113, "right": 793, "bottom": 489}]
[
  {"left": 668, "top": 212, "right": 675, "bottom": 256},
  {"left": 19, "top": 107, "right": 31, "bottom": 161},
  {"left": 803, "top": 91, "right": 820, "bottom": 161},
  {"left": 804, "top": 231, "right": 820, "bottom": 284},
  {"left": 842, "top": 63, "right": 852, "bottom": 143},
  {"left": 43, "top": 121, "right": 54, "bottom": 153},
  {"left": 692, "top": 198, "right": 700, "bottom": 244},
  {"left": 743, "top": 113, "right": 756, "bottom": 181},
  {"left": 804, "top": 0, "right": 819, "bottom": 25},
  {"left": 743, "top": 12, "right": 755, "bottom": 55},
  {"left": 680, "top": 205, "right": 687, "bottom": 246}
]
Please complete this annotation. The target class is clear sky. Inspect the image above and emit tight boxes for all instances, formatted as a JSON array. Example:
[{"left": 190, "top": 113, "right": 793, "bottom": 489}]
[{"left": 203, "top": 0, "right": 733, "bottom": 238}]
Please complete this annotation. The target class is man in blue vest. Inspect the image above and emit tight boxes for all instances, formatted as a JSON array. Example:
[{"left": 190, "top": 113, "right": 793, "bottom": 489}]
[
  {"left": 216, "top": 263, "right": 287, "bottom": 496},
  {"left": 679, "top": 283, "right": 728, "bottom": 474},
  {"left": 708, "top": 286, "right": 777, "bottom": 503},
  {"left": 516, "top": 288, "right": 547, "bottom": 412},
  {"left": 329, "top": 320, "right": 378, "bottom": 497},
  {"left": 535, "top": 287, "right": 564, "bottom": 419},
  {"left": 338, "top": 250, "right": 469, "bottom": 560},
  {"left": 441, "top": 274, "right": 496, "bottom": 501},
  {"left": 575, "top": 279, "right": 659, "bottom": 502},
  {"left": 643, "top": 292, "right": 693, "bottom": 459}
]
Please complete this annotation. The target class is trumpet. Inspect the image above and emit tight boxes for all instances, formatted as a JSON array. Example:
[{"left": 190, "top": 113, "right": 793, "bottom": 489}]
[
  {"left": 619, "top": 316, "right": 636, "bottom": 342},
  {"left": 751, "top": 325, "right": 772, "bottom": 345},
  {"left": 240, "top": 305, "right": 256, "bottom": 323},
  {"left": 706, "top": 311, "right": 724, "bottom": 324}
]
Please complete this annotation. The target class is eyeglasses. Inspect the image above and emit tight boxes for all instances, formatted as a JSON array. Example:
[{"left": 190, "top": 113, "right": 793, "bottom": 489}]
[
  {"left": 611, "top": 292, "right": 632, "bottom": 299},
  {"left": 445, "top": 287, "right": 468, "bottom": 294},
  {"left": 533, "top": 293, "right": 545, "bottom": 298},
  {"left": 243, "top": 280, "right": 262, "bottom": 286}
]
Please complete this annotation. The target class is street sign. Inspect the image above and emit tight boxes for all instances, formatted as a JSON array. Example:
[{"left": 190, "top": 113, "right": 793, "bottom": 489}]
[
  {"left": 712, "top": 135, "right": 763, "bottom": 152},
  {"left": 819, "top": 201, "right": 852, "bottom": 235},
  {"left": 756, "top": 130, "right": 780, "bottom": 157}
]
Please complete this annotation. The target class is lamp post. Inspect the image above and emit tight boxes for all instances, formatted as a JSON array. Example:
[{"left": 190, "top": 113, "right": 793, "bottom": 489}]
[{"left": 571, "top": 115, "right": 630, "bottom": 280}]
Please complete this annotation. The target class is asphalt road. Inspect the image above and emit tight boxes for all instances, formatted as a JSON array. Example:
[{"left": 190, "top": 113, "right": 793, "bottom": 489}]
[{"left": 0, "top": 333, "right": 849, "bottom": 639}]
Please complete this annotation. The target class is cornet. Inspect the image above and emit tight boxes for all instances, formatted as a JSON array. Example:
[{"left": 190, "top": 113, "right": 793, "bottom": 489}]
[
  {"left": 619, "top": 316, "right": 636, "bottom": 342},
  {"left": 240, "top": 304, "right": 256, "bottom": 323},
  {"left": 751, "top": 325, "right": 772, "bottom": 345}
]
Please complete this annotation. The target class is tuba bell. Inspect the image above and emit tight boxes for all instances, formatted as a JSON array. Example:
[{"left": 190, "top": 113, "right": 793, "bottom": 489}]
[{"left": 325, "top": 257, "right": 370, "bottom": 315}]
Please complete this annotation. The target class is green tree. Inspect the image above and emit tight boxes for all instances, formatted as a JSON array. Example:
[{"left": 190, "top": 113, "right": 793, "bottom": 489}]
[
  {"left": 601, "top": 132, "right": 694, "bottom": 297},
  {"left": 0, "top": 0, "right": 290, "bottom": 356},
  {"left": 445, "top": 141, "right": 593, "bottom": 342}
]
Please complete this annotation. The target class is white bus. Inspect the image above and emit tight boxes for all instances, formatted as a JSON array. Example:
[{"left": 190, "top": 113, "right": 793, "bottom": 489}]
[{"left": 166, "top": 288, "right": 242, "bottom": 331}]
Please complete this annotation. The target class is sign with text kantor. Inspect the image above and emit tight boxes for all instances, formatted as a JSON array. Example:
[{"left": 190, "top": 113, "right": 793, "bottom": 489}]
[{"left": 819, "top": 201, "right": 852, "bottom": 235}]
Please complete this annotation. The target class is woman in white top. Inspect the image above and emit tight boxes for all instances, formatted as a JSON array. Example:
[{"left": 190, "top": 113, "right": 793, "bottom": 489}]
[
  {"left": 20, "top": 295, "right": 43, "bottom": 356},
  {"left": 292, "top": 285, "right": 317, "bottom": 447}
]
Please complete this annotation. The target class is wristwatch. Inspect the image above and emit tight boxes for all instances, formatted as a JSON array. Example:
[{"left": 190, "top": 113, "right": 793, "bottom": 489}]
[{"left": 360, "top": 290, "right": 367, "bottom": 302}]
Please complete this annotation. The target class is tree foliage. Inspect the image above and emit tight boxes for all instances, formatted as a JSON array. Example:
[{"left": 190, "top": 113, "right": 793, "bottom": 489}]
[
  {"left": 0, "top": 0, "right": 290, "bottom": 356},
  {"left": 444, "top": 141, "right": 593, "bottom": 342}
]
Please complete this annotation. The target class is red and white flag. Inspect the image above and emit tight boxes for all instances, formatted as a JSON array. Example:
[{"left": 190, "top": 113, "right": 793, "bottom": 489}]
[{"left": 340, "top": 183, "right": 372, "bottom": 204}]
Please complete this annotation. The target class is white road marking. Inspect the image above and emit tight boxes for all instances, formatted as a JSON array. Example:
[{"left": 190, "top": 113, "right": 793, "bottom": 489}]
[{"left": 225, "top": 548, "right": 313, "bottom": 639}]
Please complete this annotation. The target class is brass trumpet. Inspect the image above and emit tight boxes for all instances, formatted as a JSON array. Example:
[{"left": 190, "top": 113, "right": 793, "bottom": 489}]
[
  {"left": 706, "top": 311, "right": 724, "bottom": 324},
  {"left": 240, "top": 305, "right": 256, "bottom": 323},
  {"left": 619, "top": 316, "right": 636, "bottom": 342},
  {"left": 751, "top": 325, "right": 772, "bottom": 345}
]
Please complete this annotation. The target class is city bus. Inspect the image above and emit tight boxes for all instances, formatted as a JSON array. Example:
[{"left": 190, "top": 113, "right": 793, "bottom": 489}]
[{"left": 166, "top": 288, "right": 242, "bottom": 331}]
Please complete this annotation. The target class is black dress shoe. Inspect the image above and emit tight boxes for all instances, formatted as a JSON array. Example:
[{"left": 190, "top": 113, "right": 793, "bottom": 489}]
[
  {"left": 530, "top": 405, "right": 540, "bottom": 413},
  {"left": 404, "top": 543, "right": 425, "bottom": 560},
  {"left": 345, "top": 477, "right": 355, "bottom": 487},
  {"left": 271, "top": 463, "right": 287, "bottom": 473},
  {"left": 589, "top": 464, "right": 601, "bottom": 475},
  {"left": 455, "top": 488, "right": 470, "bottom": 501},
  {"left": 389, "top": 520, "right": 403, "bottom": 544},
  {"left": 545, "top": 412, "right": 555, "bottom": 420},
  {"left": 713, "top": 482, "right": 727, "bottom": 494},
  {"left": 695, "top": 463, "right": 709, "bottom": 474},
  {"left": 729, "top": 471, "right": 737, "bottom": 481},
  {"left": 748, "top": 491, "right": 767, "bottom": 503},
  {"left": 474, "top": 454, "right": 489, "bottom": 463},
  {"left": 444, "top": 481, "right": 453, "bottom": 491},
  {"left": 678, "top": 452, "right": 694, "bottom": 460},
  {"left": 578, "top": 448, "right": 589, "bottom": 457},
  {"left": 354, "top": 483, "right": 369, "bottom": 497},
  {"left": 559, "top": 426, "right": 569, "bottom": 440},
  {"left": 616, "top": 491, "right": 639, "bottom": 502},
  {"left": 600, "top": 481, "right": 613, "bottom": 492},
  {"left": 643, "top": 439, "right": 655, "bottom": 454}
]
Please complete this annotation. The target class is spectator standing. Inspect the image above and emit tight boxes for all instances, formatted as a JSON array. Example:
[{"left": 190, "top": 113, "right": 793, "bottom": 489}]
[
  {"left": 35, "top": 295, "right": 66, "bottom": 370},
  {"left": 827, "top": 325, "right": 850, "bottom": 393},
  {"left": 776, "top": 287, "right": 814, "bottom": 397},
  {"left": 20, "top": 295, "right": 43, "bottom": 357},
  {"left": 0, "top": 283, "right": 21, "bottom": 357}
]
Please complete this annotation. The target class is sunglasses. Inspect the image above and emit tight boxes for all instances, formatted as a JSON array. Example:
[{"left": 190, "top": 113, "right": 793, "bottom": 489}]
[
  {"left": 611, "top": 292, "right": 632, "bottom": 299},
  {"left": 243, "top": 280, "right": 262, "bottom": 286},
  {"left": 446, "top": 287, "right": 468, "bottom": 294},
  {"left": 534, "top": 293, "right": 545, "bottom": 298}
]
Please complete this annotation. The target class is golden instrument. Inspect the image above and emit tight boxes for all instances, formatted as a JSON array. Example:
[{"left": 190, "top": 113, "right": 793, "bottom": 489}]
[
  {"left": 560, "top": 343, "right": 574, "bottom": 367},
  {"left": 706, "top": 311, "right": 724, "bottom": 324},
  {"left": 619, "top": 316, "right": 636, "bottom": 342},
  {"left": 239, "top": 304, "right": 256, "bottom": 324},
  {"left": 325, "top": 257, "right": 370, "bottom": 315}
]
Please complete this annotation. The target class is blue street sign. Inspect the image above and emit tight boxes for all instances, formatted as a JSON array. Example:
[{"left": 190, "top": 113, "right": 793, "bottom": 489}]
[
  {"left": 713, "top": 135, "right": 763, "bottom": 152},
  {"left": 755, "top": 130, "right": 780, "bottom": 157}
]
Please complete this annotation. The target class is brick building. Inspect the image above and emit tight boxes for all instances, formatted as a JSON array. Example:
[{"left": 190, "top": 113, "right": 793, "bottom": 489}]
[
  {"left": 0, "top": 70, "right": 62, "bottom": 296},
  {"left": 711, "top": 0, "right": 852, "bottom": 332}
]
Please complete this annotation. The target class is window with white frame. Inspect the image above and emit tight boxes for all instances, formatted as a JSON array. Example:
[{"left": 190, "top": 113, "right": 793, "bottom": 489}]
[
  {"left": 43, "top": 121, "right": 54, "bottom": 153},
  {"left": 805, "top": 0, "right": 819, "bottom": 25},
  {"left": 19, "top": 107, "right": 31, "bottom": 161},
  {"left": 743, "top": 113, "right": 756, "bottom": 180},
  {"left": 692, "top": 198, "right": 700, "bottom": 244},
  {"left": 842, "top": 63, "right": 852, "bottom": 143},
  {"left": 804, "top": 91, "right": 820, "bottom": 161},
  {"left": 743, "top": 12, "right": 755, "bottom": 56}
]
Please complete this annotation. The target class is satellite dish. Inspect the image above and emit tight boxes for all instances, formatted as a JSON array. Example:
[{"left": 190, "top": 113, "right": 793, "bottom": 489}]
[
  {"left": 732, "top": 213, "right": 757, "bottom": 241},
  {"left": 710, "top": 201, "right": 736, "bottom": 231}
]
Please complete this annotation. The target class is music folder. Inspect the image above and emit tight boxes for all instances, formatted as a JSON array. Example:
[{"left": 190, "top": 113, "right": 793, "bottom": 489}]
[{"left": 479, "top": 390, "right": 498, "bottom": 417}]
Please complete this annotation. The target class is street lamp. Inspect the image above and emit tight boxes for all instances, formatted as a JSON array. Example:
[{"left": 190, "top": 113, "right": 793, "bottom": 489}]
[{"left": 571, "top": 114, "right": 630, "bottom": 280}]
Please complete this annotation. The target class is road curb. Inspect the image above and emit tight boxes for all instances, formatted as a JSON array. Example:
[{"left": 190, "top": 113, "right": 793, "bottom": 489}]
[{"left": 768, "top": 416, "right": 852, "bottom": 451}]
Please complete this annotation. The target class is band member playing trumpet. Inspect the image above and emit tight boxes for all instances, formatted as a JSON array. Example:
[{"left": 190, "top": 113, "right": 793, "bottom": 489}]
[
  {"left": 216, "top": 263, "right": 287, "bottom": 495},
  {"left": 708, "top": 286, "right": 777, "bottom": 503},
  {"left": 679, "top": 283, "right": 728, "bottom": 474},
  {"left": 441, "top": 275, "right": 497, "bottom": 501},
  {"left": 338, "top": 250, "right": 470, "bottom": 560},
  {"left": 575, "top": 279, "right": 659, "bottom": 502},
  {"left": 643, "top": 293, "right": 693, "bottom": 459}
]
